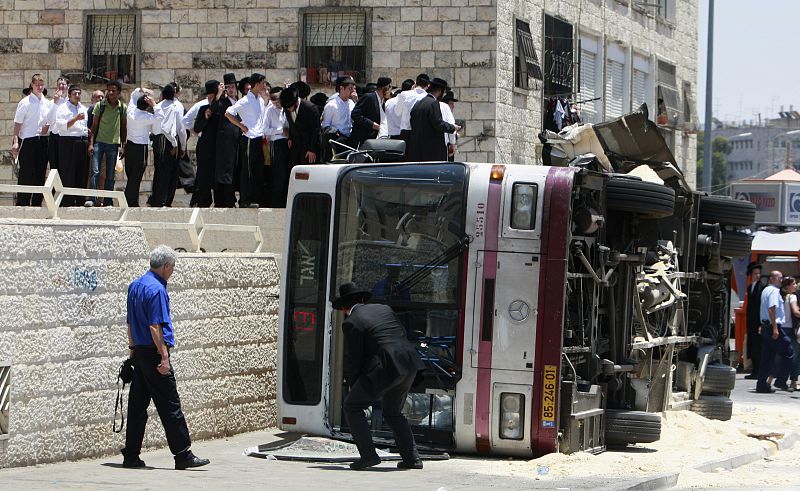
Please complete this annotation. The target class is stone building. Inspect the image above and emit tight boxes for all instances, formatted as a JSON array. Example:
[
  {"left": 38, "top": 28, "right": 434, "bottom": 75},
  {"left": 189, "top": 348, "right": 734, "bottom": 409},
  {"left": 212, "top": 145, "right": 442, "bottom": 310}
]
[{"left": 0, "top": 0, "right": 699, "bottom": 200}]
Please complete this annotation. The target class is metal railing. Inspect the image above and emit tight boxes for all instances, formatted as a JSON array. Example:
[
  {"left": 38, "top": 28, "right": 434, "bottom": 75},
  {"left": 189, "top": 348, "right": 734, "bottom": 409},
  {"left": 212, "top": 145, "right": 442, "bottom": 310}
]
[{"left": 0, "top": 170, "right": 264, "bottom": 253}]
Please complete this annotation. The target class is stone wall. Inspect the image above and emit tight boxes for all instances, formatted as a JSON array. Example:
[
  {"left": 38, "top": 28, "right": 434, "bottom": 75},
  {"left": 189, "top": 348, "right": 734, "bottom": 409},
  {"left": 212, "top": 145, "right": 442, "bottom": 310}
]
[
  {"left": 495, "top": 0, "right": 699, "bottom": 188},
  {"left": 0, "top": 219, "right": 279, "bottom": 468}
]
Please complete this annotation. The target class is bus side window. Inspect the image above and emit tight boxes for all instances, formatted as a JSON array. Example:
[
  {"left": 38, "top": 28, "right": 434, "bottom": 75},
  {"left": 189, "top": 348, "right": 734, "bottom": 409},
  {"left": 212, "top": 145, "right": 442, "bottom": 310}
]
[{"left": 510, "top": 183, "right": 538, "bottom": 230}]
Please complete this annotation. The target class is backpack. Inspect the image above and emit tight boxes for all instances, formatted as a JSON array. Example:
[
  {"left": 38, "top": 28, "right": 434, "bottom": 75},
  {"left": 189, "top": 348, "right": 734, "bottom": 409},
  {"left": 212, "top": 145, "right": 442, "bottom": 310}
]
[{"left": 95, "top": 100, "right": 127, "bottom": 141}]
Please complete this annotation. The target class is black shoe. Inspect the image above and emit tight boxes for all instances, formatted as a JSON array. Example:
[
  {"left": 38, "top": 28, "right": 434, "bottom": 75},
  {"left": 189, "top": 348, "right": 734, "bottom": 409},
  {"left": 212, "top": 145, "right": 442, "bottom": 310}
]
[
  {"left": 744, "top": 373, "right": 758, "bottom": 380},
  {"left": 122, "top": 457, "right": 146, "bottom": 468},
  {"left": 175, "top": 454, "right": 210, "bottom": 470},
  {"left": 756, "top": 387, "right": 776, "bottom": 393},
  {"left": 397, "top": 459, "right": 423, "bottom": 470},
  {"left": 349, "top": 455, "right": 381, "bottom": 470},
  {"left": 775, "top": 383, "right": 790, "bottom": 391}
]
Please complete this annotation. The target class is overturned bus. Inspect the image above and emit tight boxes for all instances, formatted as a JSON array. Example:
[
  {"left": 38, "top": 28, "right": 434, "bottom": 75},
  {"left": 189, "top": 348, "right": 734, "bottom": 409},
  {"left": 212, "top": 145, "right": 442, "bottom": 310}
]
[{"left": 276, "top": 106, "right": 756, "bottom": 457}]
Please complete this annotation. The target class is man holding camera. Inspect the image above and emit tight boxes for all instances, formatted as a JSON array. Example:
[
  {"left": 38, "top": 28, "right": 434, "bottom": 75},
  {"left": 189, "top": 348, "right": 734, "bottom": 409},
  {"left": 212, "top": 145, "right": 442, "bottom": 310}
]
[{"left": 122, "top": 245, "right": 209, "bottom": 470}]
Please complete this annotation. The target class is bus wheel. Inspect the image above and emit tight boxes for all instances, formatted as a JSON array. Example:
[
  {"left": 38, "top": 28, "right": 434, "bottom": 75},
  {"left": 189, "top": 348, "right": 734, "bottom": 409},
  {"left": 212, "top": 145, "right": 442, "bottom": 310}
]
[
  {"left": 604, "top": 410, "right": 662, "bottom": 446},
  {"left": 699, "top": 363, "right": 737, "bottom": 396},
  {"left": 699, "top": 195, "right": 756, "bottom": 226},
  {"left": 691, "top": 395, "right": 733, "bottom": 421},
  {"left": 718, "top": 231, "right": 753, "bottom": 258},
  {"left": 606, "top": 177, "right": 675, "bottom": 219}
]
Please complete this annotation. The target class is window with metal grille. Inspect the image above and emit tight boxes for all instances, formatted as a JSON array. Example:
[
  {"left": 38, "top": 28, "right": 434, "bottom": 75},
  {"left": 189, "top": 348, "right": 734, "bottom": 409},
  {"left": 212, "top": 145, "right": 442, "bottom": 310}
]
[
  {"left": 0, "top": 363, "right": 9, "bottom": 437},
  {"left": 303, "top": 12, "right": 367, "bottom": 84},
  {"left": 85, "top": 14, "right": 137, "bottom": 83},
  {"left": 543, "top": 14, "right": 574, "bottom": 97},
  {"left": 514, "top": 18, "right": 543, "bottom": 90},
  {"left": 605, "top": 59, "right": 625, "bottom": 119},
  {"left": 579, "top": 48, "right": 597, "bottom": 123}
]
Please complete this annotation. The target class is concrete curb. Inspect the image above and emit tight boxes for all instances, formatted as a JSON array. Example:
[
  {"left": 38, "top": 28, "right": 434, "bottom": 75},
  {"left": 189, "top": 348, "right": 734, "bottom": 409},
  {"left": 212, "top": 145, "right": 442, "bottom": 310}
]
[{"left": 614, "top": 430, "right": 800, "bottom": 490}]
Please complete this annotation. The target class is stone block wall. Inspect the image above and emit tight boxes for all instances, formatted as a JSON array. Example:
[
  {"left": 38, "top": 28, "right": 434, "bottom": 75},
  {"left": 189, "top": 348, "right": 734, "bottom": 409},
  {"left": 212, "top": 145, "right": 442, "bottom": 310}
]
[
  {"left": 495, "top": 0, "right": 698, "bottom": 188},
  {"left": 0, "top": 219, "right": 279, "bottom": 468}
]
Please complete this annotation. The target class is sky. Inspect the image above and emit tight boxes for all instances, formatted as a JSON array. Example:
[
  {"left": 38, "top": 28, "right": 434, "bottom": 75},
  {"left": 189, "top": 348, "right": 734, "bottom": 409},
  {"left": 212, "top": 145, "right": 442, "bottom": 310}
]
[{"left": 698, "top": 0, "right": 800, "bottom": 125}]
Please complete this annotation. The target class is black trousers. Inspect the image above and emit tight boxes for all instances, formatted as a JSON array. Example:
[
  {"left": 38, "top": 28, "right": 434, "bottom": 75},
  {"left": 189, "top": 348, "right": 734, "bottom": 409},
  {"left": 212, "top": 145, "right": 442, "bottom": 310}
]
[
  {"left": 58, "top": 135, "right": 88, "bottom": 206},
  {"left": 213, "top": 183, "right": 236, "bottom": 208},
  {"left": 343, "top": 371, "right": 420, "bottom": 463},
  {"left": 16, "top": 135, "right": 49, "bottom": 206},
  {"left": 757, "top": 322, "right": 795, "bottom": 391},
  {"left": 266, "top": 138, "right": 290, "bottom": 208},
  {"left": 124, "top": 348, "right": 191, "bottom": 461},
  {"left": 747, "top": 322, "right": 762, "bottom": 374},
  {"left": 239, "top": 137, "right": 264, "bottom": 207},
  {"left": 191, "top": 138, "right": 216, "bottom": 208},
  {"left": 48, "top": 132, "right": 60, "bottom": 170},
  {"left": 124, "top": 142, "right": 148, "bottom": 207},
  {"left": 150, "top": 135, "right": 178, "bottom": 207},
  {"left": 399, "top": 130, "right": 411, "bottom": 160}
]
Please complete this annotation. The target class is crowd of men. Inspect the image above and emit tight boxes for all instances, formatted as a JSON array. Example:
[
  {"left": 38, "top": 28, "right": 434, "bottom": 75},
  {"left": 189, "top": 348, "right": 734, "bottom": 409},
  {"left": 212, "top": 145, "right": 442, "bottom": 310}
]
[{"left": 11, "top": 72, "right": 461, "bottom": 209}]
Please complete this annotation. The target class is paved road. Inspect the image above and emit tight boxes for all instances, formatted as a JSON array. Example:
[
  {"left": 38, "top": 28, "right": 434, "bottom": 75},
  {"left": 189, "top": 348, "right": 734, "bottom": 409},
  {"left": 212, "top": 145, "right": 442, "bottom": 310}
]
[{"left": 1, "top": 373, "right": 799, "bottom": 490}]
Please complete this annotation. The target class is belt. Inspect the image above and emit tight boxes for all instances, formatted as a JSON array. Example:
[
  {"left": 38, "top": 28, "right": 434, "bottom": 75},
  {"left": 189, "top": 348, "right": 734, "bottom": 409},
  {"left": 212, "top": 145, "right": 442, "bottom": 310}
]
[
  {"left": 22, "top": 135, "right": 46, "bottom": 141},
  {"left": 61, "top": 135, "right": 87, "bottom": 141}
]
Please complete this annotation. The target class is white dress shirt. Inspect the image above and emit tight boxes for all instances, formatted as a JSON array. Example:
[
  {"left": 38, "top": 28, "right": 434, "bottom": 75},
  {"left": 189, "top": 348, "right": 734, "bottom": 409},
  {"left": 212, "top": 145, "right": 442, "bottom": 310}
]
[
  {"left": 395, "top": 87, "right": 427, "bottom": 131},
  {"left": 54, "top": 100, "right": 88, "bottom": 137},
  {"left": 264, "top": 103, "right": 287, "bottom": 142},
  {"left": 440, "top": 102, "right": 456, "bottom": 146},
  {"left": 46, "top": 97, "right": 66, "bottom": 135},
  {"left": 226, "top": 91, "right": 266, "bottom": 139},
  {"left": 322, "top": 96, "right": 355, "bottom": 136},
  {"left": 182, "top": 99, "right": 206, "bottom": 134},
  {"left": 154, "top": 99, "right": 187, "bottom": 150},
  {"left": 384, "top": 97, "right": 402, "bottom": 137},
  {"left": 14, "top": 93, "right": 51, "bottom": 139},
  {"left": 127, "top": 107, "right": 163, "bottom": 145}
]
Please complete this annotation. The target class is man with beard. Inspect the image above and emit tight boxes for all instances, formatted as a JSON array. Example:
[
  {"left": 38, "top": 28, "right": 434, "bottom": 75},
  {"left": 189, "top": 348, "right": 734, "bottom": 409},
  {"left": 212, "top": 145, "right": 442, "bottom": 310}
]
[{"left": 407, "top": 78, "right": 460, "bottom": 162}]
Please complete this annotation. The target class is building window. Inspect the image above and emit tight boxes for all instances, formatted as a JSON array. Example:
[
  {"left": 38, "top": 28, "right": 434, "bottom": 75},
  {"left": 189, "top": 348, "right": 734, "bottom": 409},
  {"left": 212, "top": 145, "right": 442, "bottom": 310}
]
[
  {"left": 302, "top": 12, "right": 367, "bottom": 84},
  {"left": 543, "top": 14, "right": 574, "bottom": 97},
  {"left": 656, "top": 60, "right": 680, "bottom": 127},
  {"left": 682, "top": 81, "right": 697, "bottom": 130},
  {"left": 578, "top": 39, "right": 599, "bottom": 123},
  {"left": 514, "top": 18, "right": 543, "bottom": 90},
  {"left": 656, "top": 0, "right": 675, "bottom": 22},
  {"left": 85, "top": 14, "right": 137, "bottom": 83}
]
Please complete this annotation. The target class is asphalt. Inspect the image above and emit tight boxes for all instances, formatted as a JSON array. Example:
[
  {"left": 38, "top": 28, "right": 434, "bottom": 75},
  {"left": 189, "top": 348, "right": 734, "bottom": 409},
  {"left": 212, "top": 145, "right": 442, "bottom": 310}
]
[{"left": 0, "top": 373, "right": 798, "bottom": 490}]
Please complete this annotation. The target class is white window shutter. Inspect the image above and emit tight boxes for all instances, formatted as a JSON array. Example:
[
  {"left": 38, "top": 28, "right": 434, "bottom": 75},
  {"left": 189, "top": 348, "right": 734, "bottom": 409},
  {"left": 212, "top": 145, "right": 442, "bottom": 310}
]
[
  {"left": 632, "top": 69, "right": 647, "bottom": 111},
  {"left": 580, "top": 49, "right": 597, "bottom": 123},
  {"left": 606, "top": 60, "right": 624, "bottom": 119}
]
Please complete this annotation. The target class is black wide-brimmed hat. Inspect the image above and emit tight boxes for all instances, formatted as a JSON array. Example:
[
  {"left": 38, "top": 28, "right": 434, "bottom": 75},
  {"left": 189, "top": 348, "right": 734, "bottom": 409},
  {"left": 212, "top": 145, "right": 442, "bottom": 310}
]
[
  {"left": 223, "top": 73, "right": 237, "bottom": 85},
  {"left": 290, "top": 81, "right": 311, "bottom": 99},
  {"left": 204, "top": 79, "right": 220, "bottom": 95},
  {"left": 428, "top": 77, "right": 449, "bottom": 90},
  {"left": 442, "top": 91, "right": 458, "bottom": 103},
  {"left": 332, "top": 282, "right": 371, "bottom": 309},
  {"left": 237, "top": 76, "right": 250, "bottom": 94}
]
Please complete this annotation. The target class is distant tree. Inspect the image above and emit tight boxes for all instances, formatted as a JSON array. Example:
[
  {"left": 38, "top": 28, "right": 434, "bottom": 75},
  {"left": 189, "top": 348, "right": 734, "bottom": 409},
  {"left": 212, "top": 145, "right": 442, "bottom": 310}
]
[{"left": 697, "top": 132, "right": 731, "bottom": 193}]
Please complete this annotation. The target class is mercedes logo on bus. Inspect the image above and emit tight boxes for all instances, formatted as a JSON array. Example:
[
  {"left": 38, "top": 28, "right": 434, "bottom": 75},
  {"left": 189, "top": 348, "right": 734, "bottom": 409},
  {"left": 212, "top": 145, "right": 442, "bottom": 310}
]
[{"left": 508, "top": 300, "right": 530, "bottom": 322}]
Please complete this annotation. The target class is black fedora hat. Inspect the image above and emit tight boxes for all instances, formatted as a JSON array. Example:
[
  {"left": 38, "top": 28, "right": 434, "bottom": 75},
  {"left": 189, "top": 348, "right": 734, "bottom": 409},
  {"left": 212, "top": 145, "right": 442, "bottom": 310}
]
[
  {"left": 237, "top": 76, "right": 250, "bottom": 94},
  {"left": 223, "top": 73, "right": 237, "bottom": 85},
  {"left": 332, "top": 282, "right": 371, "bottom": 309},
  {"left": 442, "top": 91, "right": 458, "bottom": 103},
  {"left": 204, "top": 79, "right": 220, "bottom": 95},
  {"left": 428, "top": 77, "right": 449, "bottom": 90}
]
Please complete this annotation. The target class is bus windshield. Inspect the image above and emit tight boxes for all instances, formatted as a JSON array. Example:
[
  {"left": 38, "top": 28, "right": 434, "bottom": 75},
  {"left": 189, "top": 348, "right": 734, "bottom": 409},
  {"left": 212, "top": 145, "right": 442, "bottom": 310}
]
[{"left": 334, "top": 164, "right": 468, "bottom": 309}]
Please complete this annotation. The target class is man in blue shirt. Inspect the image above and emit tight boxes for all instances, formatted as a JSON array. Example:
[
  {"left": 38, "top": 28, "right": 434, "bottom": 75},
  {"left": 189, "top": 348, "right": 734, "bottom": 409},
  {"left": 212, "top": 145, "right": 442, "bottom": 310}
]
[
  {"left": 121, "top": 245, "right": 210, "bottom": 470},
  {"left": 757, "top": 270, "right": 794, "bottom": 393}
]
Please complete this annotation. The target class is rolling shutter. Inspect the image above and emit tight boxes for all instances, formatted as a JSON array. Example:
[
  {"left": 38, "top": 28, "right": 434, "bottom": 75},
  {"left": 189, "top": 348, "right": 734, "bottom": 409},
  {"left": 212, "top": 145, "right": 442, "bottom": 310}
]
[
  {"left": 579, "top": 49, "right": 597, "bottom": 123},
  {"left": 605, "top": 60, "right": 624, "bottom": 119}
]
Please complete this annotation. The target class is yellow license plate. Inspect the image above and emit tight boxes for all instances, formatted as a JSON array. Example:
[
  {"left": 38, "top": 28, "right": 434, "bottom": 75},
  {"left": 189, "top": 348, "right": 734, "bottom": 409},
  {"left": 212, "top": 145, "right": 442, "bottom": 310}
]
[{"left": 541, "top": 365, "right": 557, "bottom": 428}]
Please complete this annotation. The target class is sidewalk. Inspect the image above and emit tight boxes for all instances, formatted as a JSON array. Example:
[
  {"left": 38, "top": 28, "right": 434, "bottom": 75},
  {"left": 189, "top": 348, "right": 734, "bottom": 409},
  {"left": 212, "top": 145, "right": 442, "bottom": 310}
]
[{"left": 0, "top": 373, "right": 797, "bottom": 490}]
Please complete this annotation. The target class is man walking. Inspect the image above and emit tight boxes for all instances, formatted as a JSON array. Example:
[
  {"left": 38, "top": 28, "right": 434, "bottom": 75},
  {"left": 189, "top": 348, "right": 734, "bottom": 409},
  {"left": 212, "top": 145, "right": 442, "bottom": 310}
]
[
  {"left": 745, "top": 262, "right": 765, "bottom": 379},
  {"left": 122, "top": 245, "right": 210, "bottom": 470},
  {"left": 407, "top": 78, "right": 460, "bottom": 162},
  {"left": 332, "top": 283, "right": 426, "bottom": 470},
  {"left": 12, "top": 74, "right": 51, "bottom": 206},
  {"left": 54, "top": 84, "right": 89, "bottom": 206},
  {"left": 756, "top": 270, "right": 794, "bottom": 393},
  {"left": 88, "top": 80, "right": 126, "bottom": 207}
]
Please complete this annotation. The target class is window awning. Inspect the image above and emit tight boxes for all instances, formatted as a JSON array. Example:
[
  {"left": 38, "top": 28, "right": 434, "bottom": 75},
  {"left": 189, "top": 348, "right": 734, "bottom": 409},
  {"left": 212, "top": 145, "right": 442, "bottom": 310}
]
[{"left": 516, "top": 19, "right": 543, "bottom": 80}]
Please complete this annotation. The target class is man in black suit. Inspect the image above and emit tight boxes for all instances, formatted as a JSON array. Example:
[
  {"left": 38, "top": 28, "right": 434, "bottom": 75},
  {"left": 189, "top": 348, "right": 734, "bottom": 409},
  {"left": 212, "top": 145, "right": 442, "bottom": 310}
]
[
  {"left": 214, "top": 73, "right": 241, "bottom": 208},
  {"left": 407, "top": 77, "right": 460, "bottom": 162},
  {"left": 192, "top": 80, "right": 225, "bottom": 207},
  {"left": 351, "top": 77, "right": 393, "bottom": 148},
  {"left": 333, "top": 283, "right": 426, "bottom": 471},
  {"left": 745, "top": 262, "right": 765, "bottom": 379},
  {"left": 281, "top": 87, "right": 321, "bottom": 165}
]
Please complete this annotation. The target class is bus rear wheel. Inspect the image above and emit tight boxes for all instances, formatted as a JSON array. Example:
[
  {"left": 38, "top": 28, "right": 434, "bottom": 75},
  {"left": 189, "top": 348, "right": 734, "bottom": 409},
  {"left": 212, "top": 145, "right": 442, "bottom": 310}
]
[
  {"left": 718, "top": 231, "right": 753, "bottom": 258},
  {"left": 699, "top": 364, "right": 737, "bottom": 395},
  {"left": 604, "top": 409, "right": 662, "bottom": 446},
  {"left": 606, "top": 177, "right": 676, "bottom": 219},
  {"left": 699, "top": 195, "right": 756, "bottom": 226},
  {"left": 691, "top": 395, "right": 733, "bottom": 421}
]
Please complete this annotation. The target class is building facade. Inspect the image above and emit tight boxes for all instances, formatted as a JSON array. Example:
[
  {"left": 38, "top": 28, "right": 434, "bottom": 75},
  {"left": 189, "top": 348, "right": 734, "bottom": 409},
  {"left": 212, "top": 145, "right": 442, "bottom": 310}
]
[{"left": 0, "top": 0, "right": 698, "bottom": 194}]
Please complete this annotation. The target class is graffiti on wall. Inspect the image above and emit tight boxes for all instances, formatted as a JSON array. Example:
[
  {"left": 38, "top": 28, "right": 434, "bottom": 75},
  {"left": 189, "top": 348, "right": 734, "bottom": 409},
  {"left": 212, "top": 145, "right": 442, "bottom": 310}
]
[{"left": 67, "top": 267, "right": 99, "bottom": 292}]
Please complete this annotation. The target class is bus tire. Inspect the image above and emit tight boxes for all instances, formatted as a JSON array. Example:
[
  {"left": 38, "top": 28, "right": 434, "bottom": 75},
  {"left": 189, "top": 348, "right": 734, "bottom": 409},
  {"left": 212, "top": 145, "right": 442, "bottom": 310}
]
[
  {"left": 604, "top": 410, "right": 662, "bottom": 446},
  {"left": 699, "top": 195, "right": 756, "bottom": 226},
  {"left": 606, "top": 178, "right": 675, "bottom": 219},
  {"left": 718, "top": 231, "right": 753, "bottom": 258},
  {"left": 699, "top": 364, "right": 737, "bottom": 395},
  {"left": 691, "top": 395, "right": 733, "bottom": 421}
]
